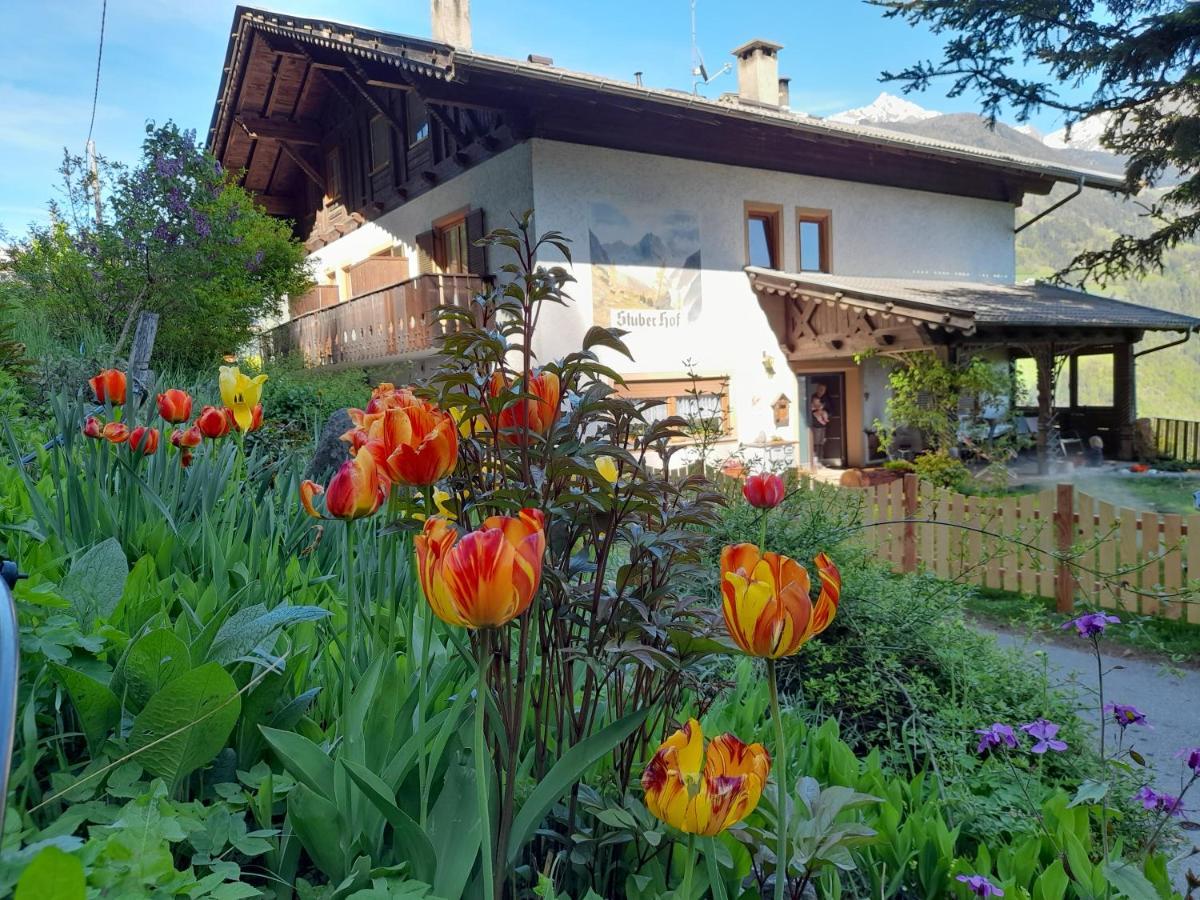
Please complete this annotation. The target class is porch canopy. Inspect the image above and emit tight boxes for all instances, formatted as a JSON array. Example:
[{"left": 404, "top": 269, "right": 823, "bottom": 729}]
[{"left": 747, "top": 267, "right": 1200, "bottom": 464}]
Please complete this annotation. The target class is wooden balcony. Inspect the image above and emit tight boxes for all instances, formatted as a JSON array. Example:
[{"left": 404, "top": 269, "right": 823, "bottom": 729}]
[
  {"left": 288, "top": 284, "right": 339, "bottom": 318},
  {"left": 262, "top": 273, "right": 486, "bottom": 367}
]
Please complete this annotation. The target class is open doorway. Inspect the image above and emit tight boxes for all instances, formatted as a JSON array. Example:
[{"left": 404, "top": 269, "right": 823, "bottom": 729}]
[{"left": 801, "top": 373, "right": 847, "bottom": 467}]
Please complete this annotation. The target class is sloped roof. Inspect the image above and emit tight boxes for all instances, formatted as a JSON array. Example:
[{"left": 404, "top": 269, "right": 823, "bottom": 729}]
[
  {"left": 210, "top": 7, "right": 1127, "bottom": 200},
  {"left": 746, "top": 268, "right": 1200, "bottom": 334}
]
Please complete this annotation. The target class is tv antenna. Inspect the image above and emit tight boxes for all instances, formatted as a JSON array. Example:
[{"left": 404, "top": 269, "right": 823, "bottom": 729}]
[{"left": 690, "top": 0, "right": 730, "bottom": 95}]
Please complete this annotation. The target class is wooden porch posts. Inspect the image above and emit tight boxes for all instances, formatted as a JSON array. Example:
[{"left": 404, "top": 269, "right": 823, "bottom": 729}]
[
  {"left": 1113, "top": 342, "right": 1136, "bottom": 460},
  {"left": 1032, "top": 345, "right": 1056, "bottom": 476}
]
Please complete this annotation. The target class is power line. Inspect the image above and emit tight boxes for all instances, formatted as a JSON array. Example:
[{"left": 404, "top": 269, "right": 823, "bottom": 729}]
[{"left": 85, "top": 0, "right": 108, "bottom": 147}]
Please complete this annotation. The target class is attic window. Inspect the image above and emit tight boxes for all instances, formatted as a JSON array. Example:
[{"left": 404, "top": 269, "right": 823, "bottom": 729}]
[
  {"left": 797, "top": 208, "right": 832, "bottom": 273},
  {"left": 369, "top": 115, "right": 392, "bottom": 173},
  {"left": 406, "top": 93, "right": 430, "bottom": 146},
  {"left": 745, "top": 202, "right": 783, "bottom": 269}
]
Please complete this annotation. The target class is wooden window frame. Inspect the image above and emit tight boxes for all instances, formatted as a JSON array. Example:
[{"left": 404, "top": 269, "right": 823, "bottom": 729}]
[
  {"left": 744, "top": 201, "right": 784, "bottom": 270},
  {"left": 323, "top": 147, "right": 343, "bottom": 204},
  {"left": 369, "top": 115, "right": 392, "bottom": 175},
  {"left": 616, "top": 375, "right": 733, "bottom": 440},
  {"left": 431, "top": 207, "right": 470, "bottom": 274},
  {"left": 796, "top": 207, "right": 833, "bottom": 273}
]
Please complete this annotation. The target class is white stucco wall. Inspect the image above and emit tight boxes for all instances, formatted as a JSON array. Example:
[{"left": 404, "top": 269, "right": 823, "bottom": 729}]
[
  {"left": 527, "top": 138, "right": 1017, "bottom": 460},
  {"left": 303, "top": 141, "right": 533, "bottom": 285}
]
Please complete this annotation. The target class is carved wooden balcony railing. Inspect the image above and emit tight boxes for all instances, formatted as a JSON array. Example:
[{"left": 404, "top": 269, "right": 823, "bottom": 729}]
[{"left": 262, "top": 273, "right": 486, "bottom": 367}]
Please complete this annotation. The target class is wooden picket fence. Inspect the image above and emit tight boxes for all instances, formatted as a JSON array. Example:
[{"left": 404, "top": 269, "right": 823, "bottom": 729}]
[{"left": 853, "top": 473, "right": 1200, "bottom": 623}]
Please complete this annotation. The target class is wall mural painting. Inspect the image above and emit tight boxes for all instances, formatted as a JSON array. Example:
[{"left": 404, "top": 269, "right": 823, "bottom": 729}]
[{"left": 587, "top": 201, "right": 702, "bottom": 330}]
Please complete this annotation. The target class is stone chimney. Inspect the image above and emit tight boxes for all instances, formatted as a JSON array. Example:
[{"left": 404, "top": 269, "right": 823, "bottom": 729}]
[
  {"left": 778, "top": 76, "right": 791, "bottom": 109},
  {"left": 431, "top": 0, "right": 471, "bottom": 48},
  {"left": 732, "top": 39, "right": 783, "bottom": 106}
]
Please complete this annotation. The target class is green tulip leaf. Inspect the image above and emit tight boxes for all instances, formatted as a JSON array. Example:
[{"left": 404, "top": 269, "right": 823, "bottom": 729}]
[
  {"left": 340, "top": 759, "right": 437, "bottom": 884},
  {"left": 259, "top": 725, "right": 336, "bottom": 798},
  {"left": 507, "top": 706, "right": 650, "bottom": 865},
  {"left": 288, "top": 783, "right": 347, "bottom": 884},
  {"left": 1102, "top": 859, "right": 1159, "bottom": 900},
  {"left": 126, "top": 662, "right": 241, "bottom": 787}
]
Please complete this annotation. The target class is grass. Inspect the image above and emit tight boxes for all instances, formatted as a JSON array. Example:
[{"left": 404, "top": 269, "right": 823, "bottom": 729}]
[
  {"left": 1070, "top": 473, "right": 1200, "bottom": 515},
  {"left": 965, "top": 586, "right": 1200, "bottom": 665}
]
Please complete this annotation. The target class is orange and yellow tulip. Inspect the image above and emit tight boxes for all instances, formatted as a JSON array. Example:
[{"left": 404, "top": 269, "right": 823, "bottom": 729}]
[
  {"left": 128, "top": 426, "right": 160, "bottom": 455},
  {"left": 415, "top": 508, "right": 545, "bottom": 629},
  {"left": 82, "top": 416, "right": 103, "bottom": 439},
  {"left": 364, "top": 382, "right": 413, "bottom": 414},
  {"left": 219, "top": 366, "right": 268, "bottom": 433},
  {"left": 641, "top": 718, "right": 770, "bottom": 836},
  {"left": 89, "top": 369, "right": 127, "bottom": 406},
  {"left": 156, "top": 389, "right": 193, "bottom": 423},
  {"left": 720, "top": 546, "right": 841, "bottom": 659},
  {"left": 488, "top": 369, "right": 561, "bottom": 439},
  {"left": 100, "top": 421, "right": 130, "bottom": 444},
  {"left": 301, "top": 451, "right": 386, "bottom": 520},
  {"left": 354, "top": 398, "right": 458, "bottom": 487},
  {"left": 196, "top": 405, "right": 232, "bottom": 440}
]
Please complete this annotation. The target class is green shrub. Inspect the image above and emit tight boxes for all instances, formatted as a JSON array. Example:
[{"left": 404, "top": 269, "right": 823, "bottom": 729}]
[{"left": 912, "top": 450, "right": 971, "bottom": 491}]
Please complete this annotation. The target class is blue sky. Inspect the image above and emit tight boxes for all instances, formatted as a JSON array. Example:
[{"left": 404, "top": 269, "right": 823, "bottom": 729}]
[{"left": 0, "top": 0, "right": 1075, "bottom": 234}]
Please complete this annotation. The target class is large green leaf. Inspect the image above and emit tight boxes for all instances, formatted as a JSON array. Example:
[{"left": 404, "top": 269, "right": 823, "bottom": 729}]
[
  {"left": 60, "top": 537, "right": 128, "bottom": 630},
  {"left": 52, "top": 663, "right": 119, "bottom": 754},
  {"left": 14, "top": 846, "right": 85, "bottom": 900},
  {"left": 428, "top": 760, "right": 481, "bottom": 900},
  {"left": 340, "top": 759, "right": 437, "bottom": 884},
  {"left": 125, "top": 662, "right": 241, "bottom": 786},
  {"left": 507, "top": 707, "right": 651, "bottom": 865},
  {"left": 259, "top": 725, "right": 336, "bottom": 798},
  {"left": 1102, "top": 860, "right": 1159, "bottom": 900},
  {"left": 288, "top": 783, "right": 347, "bottom": 884},
  {"left": 114, "top": 627, "right": 191, "bottom": 711},
  {"left": 207, "top": 602, "right": 330, "bottom": 665}
]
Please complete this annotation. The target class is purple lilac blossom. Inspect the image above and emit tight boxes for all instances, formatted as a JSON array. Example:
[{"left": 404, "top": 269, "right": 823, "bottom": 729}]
[
  {"left": 1135, "top": 786, "right": 1185, "bottom": 817},
  {"left": 956, "top": 874, "right": 1004, "bottom": 897},
  {"left": 1020, "top": 719, "right": 1068, "bottom": 754},
  {"left": 1104, "top": 703, "right": 1148, "bottom": 729},
  {"left": 1061, "top": 611, "right": 1119, "bottom": 637},
  {"left": 974, "top": 723, "right": 1018, "bottom": 755},
  {"left": 1176, "top": 747, "right": 1200, "bottom": 776}
]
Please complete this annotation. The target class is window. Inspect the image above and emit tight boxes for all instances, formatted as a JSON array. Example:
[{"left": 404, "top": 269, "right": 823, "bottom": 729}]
[
  {"left": 369, "top": 116, "right": 392, "bottom": 173},
  {"left": 745, "top": 202, "right": 783, "bottom": 269},
  {"left": 616, "top": 376, "right": 732, "bottom": 438},
  {"left": 797, "top": 208, "right": 832, "bottom": 273},
  {"left": 324, "top": 148, "right": 342, "bottom": 203},
  {"left": 406, "top": 93, "right": 430, "bottom": 146},
  {"left": 434, "top": 215, "right": 469, "bottom": 274}
]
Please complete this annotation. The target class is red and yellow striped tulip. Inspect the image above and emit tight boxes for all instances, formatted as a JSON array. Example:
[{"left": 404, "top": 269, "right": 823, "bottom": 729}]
[
  {"left": 415, "top": 508, "right": 545, "bottom": 629},
  {"left": 219, "top": 366, "right": 268, "bottom": 433},
  {"left": 156, "top": 388, "right": 193, "bottom": 424},
  {"left": 308, "top": 451, "right": 386, "bottom": 520},
  {"left": 364, "top": 382, "right": 413, "bottom": 414},
  {"left": 82, "top": 416, "right": 103, "bottom": 439},
  {"left": 357, "top": 398, "right": 458, "bottom": 487},
  {"left": 100, "top": 421, "right": 130, "bottom": 444},
  {"left": 128, "top": 425, "right": 160, "bottom": 455},
  {"left": 720, "top": 546, "right": 841, "bottom": 659},
  {"left": 196, "top": 405, "right": 232, "bottom": 440},
  {"left": 170, "top": 425, "right": 203, "bottom": 449},
  {"left": 488, "top": 369, "right": 561, "bottom": 439},
  {"left": 89, "top": 369, "right": 127, "bottom": 406},
  {"left": 641, "top": 718, "right": 770, "bottom": 836}
]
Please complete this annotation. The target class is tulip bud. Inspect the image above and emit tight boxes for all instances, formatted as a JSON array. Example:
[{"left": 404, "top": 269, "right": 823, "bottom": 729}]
[
  {"left": 324, "top": 452, "right": 386, "bottom": 520},
  {"left": 128, "top": 425, "right": 160, "bottom": 455},
  {"left": 170, "top": 425, "right": 203, "bottom": 449},
  {"left": 742, "top": 472, "right": 785, "bottom": 509},
  {"left": 88, "top": 369, "right": 127, "bottom": 406},
  {"left": 196, "top": 405, "right": 232, "bottom": 439},
  {"left": 180, "top": 450, "right": 194, "bottom": 468},
  {"left": 82, "top": 416, "right": 103, "bottom": 439},
  {"left": 156, "top": 388, "right": 193, "bottom": 423},
  {"left": 101, "top": 421, "right": 130, "bottom": 444}
]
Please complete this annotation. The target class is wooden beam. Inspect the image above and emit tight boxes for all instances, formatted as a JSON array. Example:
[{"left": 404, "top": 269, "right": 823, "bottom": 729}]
[
  {"left": 235, "top": 113, "right": 321, "bottom": 145},
  {"left": 277, "top": 141, "right": 325, "bottom": 191},
  {"left": 340, "top": 59, "right": 409, "bottom": 141},
  {"left": 254, "top": 193, "right": 296, "bottom": 216}
]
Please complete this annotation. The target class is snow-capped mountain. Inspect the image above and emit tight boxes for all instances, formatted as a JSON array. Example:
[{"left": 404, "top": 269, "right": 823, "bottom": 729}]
[
  {"left": 1044, "top": 112, "right": 1113, "bottom": 152},
  {"left": 826, "top": 92, "right": 939, "bottom": 126},
  {"left": 1012, "top": 123, "right": 1043, "bottom": 141}
]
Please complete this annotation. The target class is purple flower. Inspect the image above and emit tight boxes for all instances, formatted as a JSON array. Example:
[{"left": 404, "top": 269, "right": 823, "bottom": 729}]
[
  {"left": 1135, "top": 786, "right": 1185, "bottom": 817},
  {"left": 1175, "top": 747, "right": 1200, "bottom": 777},
  {"left": 246, "top": 249, "right": 265, "bottom": 273},
  {"left": 192, "top": 212, "right": 211, "bottom": 238},
  {"left": 974, "top": 723, "right": 1018, "bottom": 755},
  {"left": 956, "top": 874, "right": 1004, "bottom": 897},
  {"left": 1105, "top": 703, "right": 1148, "bottom": 730},
  {"left": 1020, "top": 719, "right": 1068, "bottom": 754},
  {"left": 1062, "top": 611, "right": 1119, "bottom": 637}
]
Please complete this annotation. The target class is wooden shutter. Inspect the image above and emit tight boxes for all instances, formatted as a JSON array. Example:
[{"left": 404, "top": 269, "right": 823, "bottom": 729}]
[
  {"left": 465, "top": 208, "right": 488, "bottom": 275},
  {"left": 415, "top": 229, "right": 437, "bottom": 274}
]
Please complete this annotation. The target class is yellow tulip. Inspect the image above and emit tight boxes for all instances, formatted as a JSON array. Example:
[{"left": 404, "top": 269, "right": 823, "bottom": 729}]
[
  {"left": 219, "top": 366, "right": 268, "bottom": 433},
  {"left": 595, "top": 457, "right": 619, "bottom": 484},
  {"left": 641, "top": 718, "right": 770, "bottom": 836}
]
